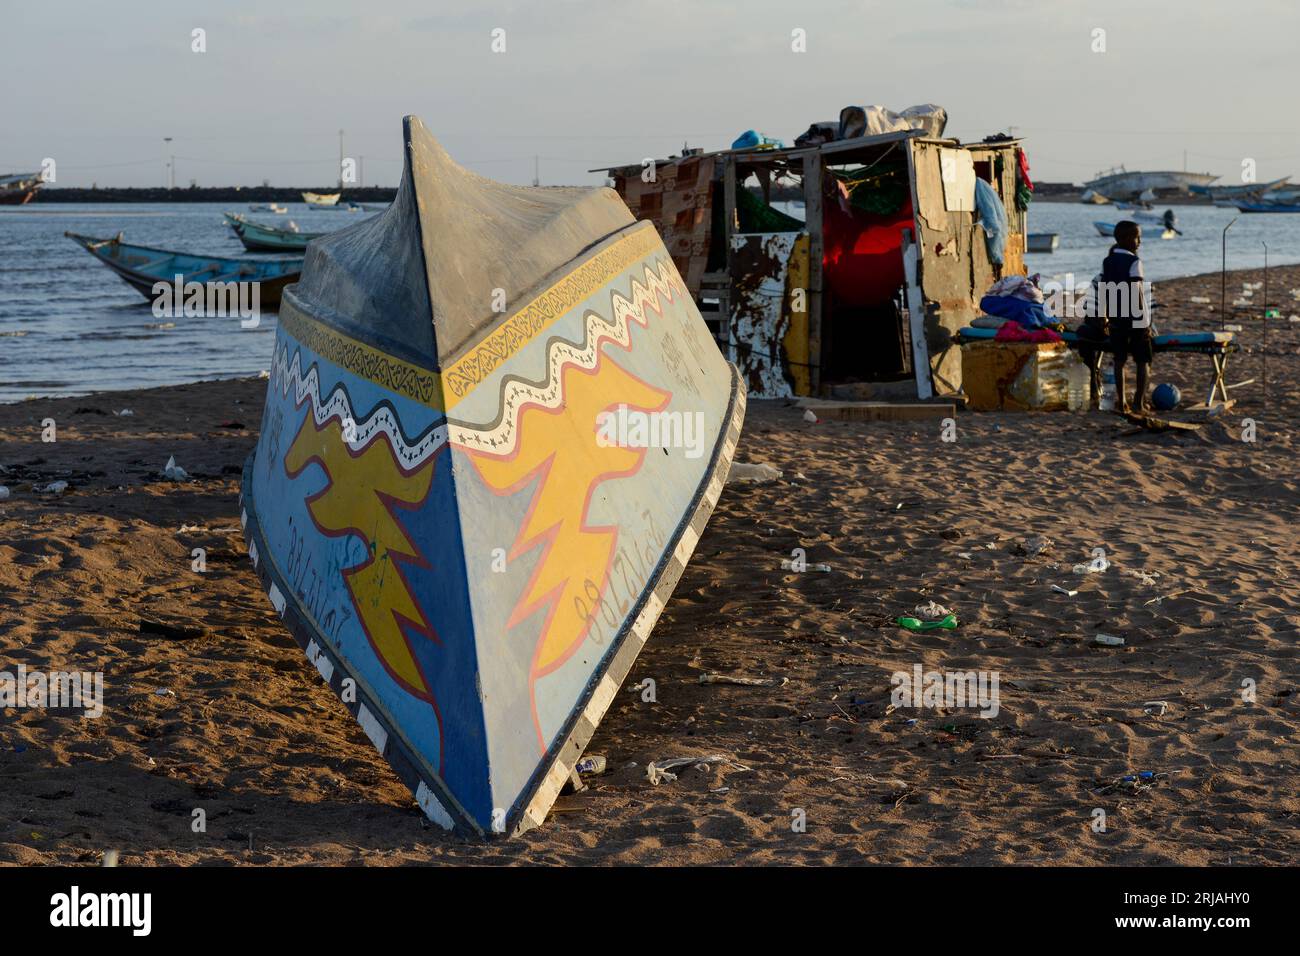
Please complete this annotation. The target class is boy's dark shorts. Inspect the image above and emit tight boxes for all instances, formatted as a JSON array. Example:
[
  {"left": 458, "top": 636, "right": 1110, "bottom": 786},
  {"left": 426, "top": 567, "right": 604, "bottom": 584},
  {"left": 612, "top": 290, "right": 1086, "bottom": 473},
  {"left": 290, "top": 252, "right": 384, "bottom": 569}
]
[{"left": 1110, "top": 325, "right": 1153, "bottom": 364}]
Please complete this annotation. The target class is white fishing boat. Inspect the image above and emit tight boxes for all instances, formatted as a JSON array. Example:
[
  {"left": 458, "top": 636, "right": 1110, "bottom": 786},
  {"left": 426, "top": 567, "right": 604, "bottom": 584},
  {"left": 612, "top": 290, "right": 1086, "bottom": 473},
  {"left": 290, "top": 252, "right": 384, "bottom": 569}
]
[
  {"left": 301, "top": 191, "right": 341, "bottom": 206},
  {"left": 1027, "top": 233, "right": 1059, "bottom": 253}
]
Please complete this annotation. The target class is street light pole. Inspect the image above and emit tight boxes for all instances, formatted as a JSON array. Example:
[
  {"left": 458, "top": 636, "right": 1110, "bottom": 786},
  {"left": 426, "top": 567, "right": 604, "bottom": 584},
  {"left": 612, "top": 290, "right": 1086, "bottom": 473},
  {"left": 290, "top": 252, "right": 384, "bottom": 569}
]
[{"left": 163, "top": 136, "right": 173, "bottom": 189}]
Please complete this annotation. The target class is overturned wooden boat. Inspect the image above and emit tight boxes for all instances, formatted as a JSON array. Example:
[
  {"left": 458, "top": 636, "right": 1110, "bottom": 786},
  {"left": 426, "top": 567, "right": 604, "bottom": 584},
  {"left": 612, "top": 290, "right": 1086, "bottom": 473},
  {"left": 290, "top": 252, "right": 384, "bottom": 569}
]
[
  {"left": 65, "top": 231, "right": 302, "bottom": 306},
  {"left": 240, "top": 116, "right": 745, "bottom": 837},
  {"left": 224, "top": 212, "right": 324, "bottom": 252},
  {"left": 302, "top": 191, "right": 340, "bottom": 206}
]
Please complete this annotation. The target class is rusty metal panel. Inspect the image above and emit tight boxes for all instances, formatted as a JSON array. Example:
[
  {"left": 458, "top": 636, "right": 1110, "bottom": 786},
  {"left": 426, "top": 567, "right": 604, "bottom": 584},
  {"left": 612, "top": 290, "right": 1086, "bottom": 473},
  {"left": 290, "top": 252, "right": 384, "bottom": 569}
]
[{"left": 728, "top": 232, "right": 802, "bottom": 397}]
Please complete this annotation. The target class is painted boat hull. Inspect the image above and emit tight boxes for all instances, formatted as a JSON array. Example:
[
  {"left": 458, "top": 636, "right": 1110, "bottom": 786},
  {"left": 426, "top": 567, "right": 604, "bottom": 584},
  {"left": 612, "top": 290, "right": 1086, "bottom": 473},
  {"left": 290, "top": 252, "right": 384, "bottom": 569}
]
[
  {"left": 65, "top": 232, "right": 301, "bottom": 307},
  {"left": 241, "top": 116, "right": 744, "bottom": 838}
]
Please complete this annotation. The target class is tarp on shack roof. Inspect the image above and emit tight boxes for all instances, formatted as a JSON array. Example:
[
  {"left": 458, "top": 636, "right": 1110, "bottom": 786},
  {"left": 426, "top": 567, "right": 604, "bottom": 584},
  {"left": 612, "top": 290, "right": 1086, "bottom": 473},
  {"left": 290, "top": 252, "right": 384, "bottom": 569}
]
[{"left": 242, "top": 115, "right": 745, "bottom": 837}]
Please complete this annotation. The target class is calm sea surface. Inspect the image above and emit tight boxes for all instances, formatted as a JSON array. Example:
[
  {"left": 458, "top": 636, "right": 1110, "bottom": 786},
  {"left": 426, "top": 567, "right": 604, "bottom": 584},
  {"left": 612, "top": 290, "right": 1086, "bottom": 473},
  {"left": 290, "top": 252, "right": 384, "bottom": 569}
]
[
  {"left": 2, "top": 200, "right": 1299, "bottom": 402},
  {"left": 0, "top": 202, "right": 379, "bottom": 403}
]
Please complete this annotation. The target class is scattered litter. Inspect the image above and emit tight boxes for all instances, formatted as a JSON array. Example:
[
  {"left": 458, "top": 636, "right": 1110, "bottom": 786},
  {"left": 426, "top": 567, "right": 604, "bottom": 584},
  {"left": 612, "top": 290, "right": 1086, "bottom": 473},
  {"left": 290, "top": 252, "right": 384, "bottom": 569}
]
[
  {"left": 897, "top": 613, "right": 958, "bottom": 631},
  {"left": 957, "top": 551, "right": 973, "bottom": 559},
  {"left": 1094, "top": 633, "right": 1125, "bottom": 646},
  {"left": 1016, "top": 535, "right": 1053, "bottom": 557},
  {"left": 258, "top": 369, "right": 270, "bottom": 379},
  {"left": 153, "top": 689, "right": 176, "bottom": 698},
  {"left": 1189, "top": 295, "right": 1211, "bottom": 304},
  {"left": 802, "top": 408, "right": 819, "bottom": 424},
  {"left": 113, "top": 409, "right": 134, "bottom": 417},
  {"left": 698, "top": 672, "right": 788, "bottom": 688},
  {"left": 1143, "top": 700, "right": 1169, "bottom": 716},
  {"left": 101, "top": 850, "right": 120, "bottom": 867},
  {"left": 1051, "top": 585, "right": 1078, "bottom": 597},
  {"left": 42, "top": 481, "right": 68, "bottom": 496},
  {"left": 646, "top": 754, "right": 750, "bottom": 785},
  {"left": 1224, "top": 323, "right": 1243, "bottom": 331},
  {"left": 912, "top": 600, "right": 951, "bottom": 620},
  {"left": 793, "top": 472, "right": 809, "bottom": 481},
  {"left": 162, "top": 456, "right": 189, "bottom": 481},
  {"left": 709, "top": 787, "right": 731, "bottom": 794},
  {"left": 729, "top": 461, "right": 783, "bottom": 484},
  {"left": 1072, "top": 559, "right": 1109, "bottom": 575},
  {"left": 780, "top": 558, "right": 831, "bottom": 572},
  {"left": 575, "top": 755, "right": 606, "bottom": 775},
  {"left": 1121, "top": 567, "right": 1159, "bottom": 587},
  {"left": 1093, "top": 769, "right": 1177, "bottom": 794}
]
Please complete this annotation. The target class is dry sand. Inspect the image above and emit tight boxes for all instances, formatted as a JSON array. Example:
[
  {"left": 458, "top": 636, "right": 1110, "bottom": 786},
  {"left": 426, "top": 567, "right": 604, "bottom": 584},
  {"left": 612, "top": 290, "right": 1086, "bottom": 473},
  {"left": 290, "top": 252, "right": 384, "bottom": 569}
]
[{"left": 1, "top": 267, "right": 1297, "bottom": 865}]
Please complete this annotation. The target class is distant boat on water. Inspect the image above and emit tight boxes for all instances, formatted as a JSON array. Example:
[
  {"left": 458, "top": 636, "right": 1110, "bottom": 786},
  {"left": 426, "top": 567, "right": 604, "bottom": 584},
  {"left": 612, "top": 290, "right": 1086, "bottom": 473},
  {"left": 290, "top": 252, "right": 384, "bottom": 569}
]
[
  {"left": 1027, "top": 233, "right": 1059, "bottom": 253},
  {"left": 65, "top": 232, "right": 302, "bottom": 307},
  {"left": 0, "top": 171, "right": 43, "bottom": 205},
  {"left": 1234, "top": 200, "right": 1300, "bottom": 213},
  {"left": 224, "top": 212, "right": 324, "bottom": 252},
  {"left": 250, "top": 202, "right": 288, "bottom": 214},
  {"left": 1084, "top": 167, "right": 1218, "bottom": 198},
  {"left": 302, "top": 191, "right": 341, "bottom": 206},
  {"left": 1190, "top": 178, "right": 1290, "bottom": 201},
  {"left": 1094, "top": 221, "right": 1177, "bottom": 239}
]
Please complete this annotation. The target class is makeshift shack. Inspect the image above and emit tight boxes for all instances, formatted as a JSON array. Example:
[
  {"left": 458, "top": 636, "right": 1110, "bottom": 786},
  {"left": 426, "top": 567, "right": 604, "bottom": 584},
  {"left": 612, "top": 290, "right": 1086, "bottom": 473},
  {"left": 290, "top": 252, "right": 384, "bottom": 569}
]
[{"left": 596, "top": 121, "right": 1030, "bottom": 399}]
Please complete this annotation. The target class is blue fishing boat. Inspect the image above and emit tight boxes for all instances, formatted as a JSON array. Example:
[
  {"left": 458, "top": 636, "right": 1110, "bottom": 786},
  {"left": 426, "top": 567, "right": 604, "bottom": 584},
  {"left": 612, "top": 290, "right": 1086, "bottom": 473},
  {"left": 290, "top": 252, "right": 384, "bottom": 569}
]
[
  {"left": 65, "top": 232, "right": 302, "bottom": 306},
  {"left": 224, "top": 212, "right": 324, "bottom": 252},
  {"left": 1234, "top": 200, "right": 1300, "bottom": 213}
]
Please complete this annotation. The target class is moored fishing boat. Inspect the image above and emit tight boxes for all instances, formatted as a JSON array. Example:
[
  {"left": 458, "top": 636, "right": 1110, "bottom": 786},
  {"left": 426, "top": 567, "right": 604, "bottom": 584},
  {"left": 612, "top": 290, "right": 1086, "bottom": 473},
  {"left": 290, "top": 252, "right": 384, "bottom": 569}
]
[
  {"left": 224, "top": 212, "right": 325, "bottom": 252},
  {"left": 65, "top": 231, "right": 302, "bottom": 306},
  {"left": 0, "top": 171, "right": 43, "bottom": 205},
  {"left": 1027, "top": 233, "right": 1059, "bottom": 253},
  {"left": 240, "top": 116, "right": 745, "bottom": 837},
  {"left": 302, "top": 191, "right": 341, "bottom": 206},
  {"left": 1234, "top": 200, "right": 1300, "bottom": 213}
]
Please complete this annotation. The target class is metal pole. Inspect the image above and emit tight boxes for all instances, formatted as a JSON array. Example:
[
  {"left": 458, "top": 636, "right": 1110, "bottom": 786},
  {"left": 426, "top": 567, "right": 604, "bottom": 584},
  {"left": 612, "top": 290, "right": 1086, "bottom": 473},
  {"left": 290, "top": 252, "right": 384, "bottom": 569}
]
[
  {"left": 338, "top": 129, "right": 344, "bottom": 189},
  {"left": 163, "top": 136, "right": 172, "bottom": 189},
  {"left": 1220, "top": 216, "right": 1237, "bottom": 331},
  {"left": 1262, "top": 241, "right": 1269, "bottom": 402}
]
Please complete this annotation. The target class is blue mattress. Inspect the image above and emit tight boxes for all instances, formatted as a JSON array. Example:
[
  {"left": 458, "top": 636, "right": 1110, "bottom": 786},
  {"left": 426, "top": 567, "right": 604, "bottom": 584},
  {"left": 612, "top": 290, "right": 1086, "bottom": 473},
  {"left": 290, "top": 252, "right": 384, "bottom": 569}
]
[{"left": 958, "top": 326, "right": 1234, "bottom": 349}]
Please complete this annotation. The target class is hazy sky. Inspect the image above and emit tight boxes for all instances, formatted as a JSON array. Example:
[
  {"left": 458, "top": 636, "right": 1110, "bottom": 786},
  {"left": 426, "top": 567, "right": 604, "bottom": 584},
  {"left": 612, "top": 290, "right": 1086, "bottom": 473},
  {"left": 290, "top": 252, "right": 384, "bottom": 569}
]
[{"left": 3, "top": 0, "right": 1297, "bottom": 189}]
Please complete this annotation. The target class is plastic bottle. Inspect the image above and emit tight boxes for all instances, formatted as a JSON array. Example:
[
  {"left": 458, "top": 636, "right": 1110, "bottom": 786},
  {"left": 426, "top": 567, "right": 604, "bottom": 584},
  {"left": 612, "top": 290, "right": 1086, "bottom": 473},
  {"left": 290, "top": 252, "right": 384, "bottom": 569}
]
[
  {"left": 1066, "top": 359, "right": 1088, "bottom": 412},
  {"left": 1099, "top": 367, "right": 1117, "bottom": 412},
  {"left": 576, "top": 755, "right": 606, "bottom": 775}
]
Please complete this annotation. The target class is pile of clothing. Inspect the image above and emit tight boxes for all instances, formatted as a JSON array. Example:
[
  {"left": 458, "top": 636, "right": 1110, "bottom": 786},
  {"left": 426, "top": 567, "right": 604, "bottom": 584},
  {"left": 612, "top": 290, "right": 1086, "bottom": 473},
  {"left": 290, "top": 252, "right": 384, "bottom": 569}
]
[{"left": 977, "top": 275, "right": 1063, "bottom": 342}]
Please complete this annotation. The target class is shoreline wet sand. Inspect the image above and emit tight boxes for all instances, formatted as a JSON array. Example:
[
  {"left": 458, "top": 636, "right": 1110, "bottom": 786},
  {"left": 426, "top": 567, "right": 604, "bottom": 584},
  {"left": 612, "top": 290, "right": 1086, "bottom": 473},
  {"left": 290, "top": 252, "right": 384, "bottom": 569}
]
[{"left": 1, "top": 265, "right": 1297, "bottom": 865}]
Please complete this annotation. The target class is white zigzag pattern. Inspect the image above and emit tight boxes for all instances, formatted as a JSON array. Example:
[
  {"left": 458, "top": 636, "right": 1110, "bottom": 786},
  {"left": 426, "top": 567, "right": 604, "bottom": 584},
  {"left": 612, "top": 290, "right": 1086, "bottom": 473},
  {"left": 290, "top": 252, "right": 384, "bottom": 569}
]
[
  {"left": 448, "top": 259, "right": 681, "bottom": 455},
  {"left": 267, "top": 258, "right": 678, "bottom": 466},
  {"left": 271, "top": 343, "right": 447, "bottom": 471}
]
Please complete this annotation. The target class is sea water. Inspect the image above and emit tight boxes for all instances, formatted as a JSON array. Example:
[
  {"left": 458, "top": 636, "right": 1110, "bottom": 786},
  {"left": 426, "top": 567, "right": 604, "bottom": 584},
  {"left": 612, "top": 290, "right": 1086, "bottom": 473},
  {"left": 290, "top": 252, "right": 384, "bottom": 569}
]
[
  {"left": 2, "top": 200, "right": 1299, "bottom": 403},
  {"left": 0, "top": 202, "right": 379, "bottom": 403}
]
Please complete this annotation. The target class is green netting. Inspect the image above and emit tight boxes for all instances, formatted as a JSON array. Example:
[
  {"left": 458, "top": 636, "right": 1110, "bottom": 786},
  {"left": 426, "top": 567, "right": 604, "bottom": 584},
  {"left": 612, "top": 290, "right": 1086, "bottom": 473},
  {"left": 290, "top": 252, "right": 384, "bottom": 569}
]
[
  {"left": 707, "top": 184, "right": 805, "bottom": 272},
  {"left": 831, "top": 162, "right": 909, "bottom": 216}
]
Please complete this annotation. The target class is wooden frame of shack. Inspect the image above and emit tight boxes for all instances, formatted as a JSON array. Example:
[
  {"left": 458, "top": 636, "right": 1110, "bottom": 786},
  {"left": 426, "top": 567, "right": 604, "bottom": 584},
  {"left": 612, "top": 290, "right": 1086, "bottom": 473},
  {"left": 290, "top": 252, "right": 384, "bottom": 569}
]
[{"left": 595, "top": 130, "right": 1029, "bottom": 400}]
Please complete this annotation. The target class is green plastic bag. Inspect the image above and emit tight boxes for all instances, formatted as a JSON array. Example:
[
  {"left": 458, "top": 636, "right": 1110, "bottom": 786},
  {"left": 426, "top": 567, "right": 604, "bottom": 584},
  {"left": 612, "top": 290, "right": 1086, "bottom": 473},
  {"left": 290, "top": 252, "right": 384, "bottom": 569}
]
[{"left": 896, "top": 614, "right": 958, "bottom": 631}]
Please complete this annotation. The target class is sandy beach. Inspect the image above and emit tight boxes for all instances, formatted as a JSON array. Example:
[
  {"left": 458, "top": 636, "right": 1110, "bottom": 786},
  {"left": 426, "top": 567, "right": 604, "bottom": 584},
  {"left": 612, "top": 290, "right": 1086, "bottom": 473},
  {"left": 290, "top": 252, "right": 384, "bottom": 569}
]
[{"left": 2, "top": 265, "right": 1297, "bottom": 866}]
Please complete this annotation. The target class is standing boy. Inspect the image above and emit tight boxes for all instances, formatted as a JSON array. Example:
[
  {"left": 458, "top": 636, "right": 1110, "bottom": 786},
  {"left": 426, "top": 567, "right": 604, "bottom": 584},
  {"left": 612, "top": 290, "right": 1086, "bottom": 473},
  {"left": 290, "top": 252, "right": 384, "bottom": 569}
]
[{"left": 1098, "top": 220, "right": 1153, "bottom": 413}]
